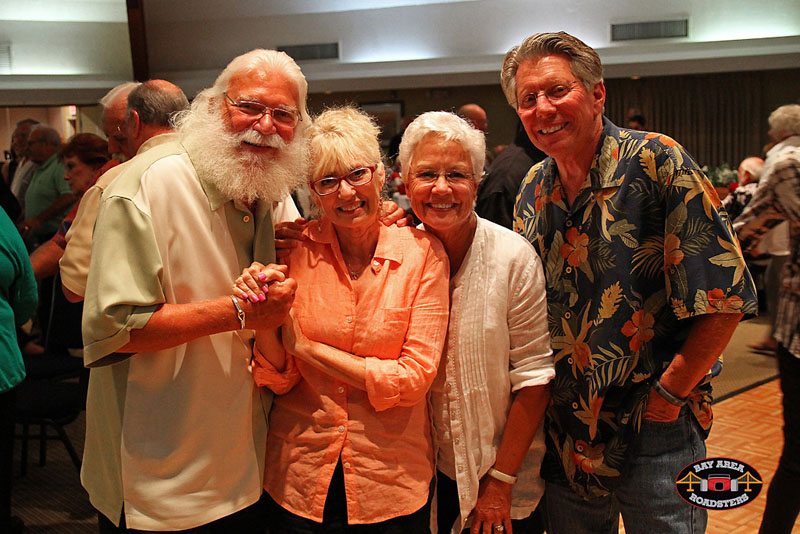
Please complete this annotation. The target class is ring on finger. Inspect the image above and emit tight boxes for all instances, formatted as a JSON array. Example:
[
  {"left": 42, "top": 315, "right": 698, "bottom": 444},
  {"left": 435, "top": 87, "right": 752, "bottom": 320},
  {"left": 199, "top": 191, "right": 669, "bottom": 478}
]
[{"left": 493, "top": 526, "right": 504, "bottom": 532}]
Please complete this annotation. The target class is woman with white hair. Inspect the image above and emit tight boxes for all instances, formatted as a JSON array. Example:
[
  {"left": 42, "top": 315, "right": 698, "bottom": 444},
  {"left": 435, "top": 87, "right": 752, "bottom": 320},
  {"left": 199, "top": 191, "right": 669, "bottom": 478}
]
[
  {"left": 234, "top": 106, "right": 449, "bottom": 533},
  {"left": 398, "top": 111, "right": 554, "bottom": 534}
]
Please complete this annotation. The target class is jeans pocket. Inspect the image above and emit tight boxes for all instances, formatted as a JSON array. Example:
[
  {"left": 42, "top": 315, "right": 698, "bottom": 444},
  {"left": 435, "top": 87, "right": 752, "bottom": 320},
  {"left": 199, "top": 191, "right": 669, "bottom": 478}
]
[{"left": 635, "top": 412, "right": 691, "bottom": 458}]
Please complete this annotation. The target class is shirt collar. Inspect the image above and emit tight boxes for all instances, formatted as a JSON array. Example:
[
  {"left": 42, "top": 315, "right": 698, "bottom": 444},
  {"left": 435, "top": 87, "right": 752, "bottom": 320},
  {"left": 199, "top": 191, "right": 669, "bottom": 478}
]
[
  {"left": 587, "top": 116, "right": 627, "bottom": 190},
  {"left": 769, "top": 134, "right": 800, "bottom": 156},
  {"left": 39, "top": 153, "right": 59, "bottom": 171},
  {"left": 136, "top": 132, "right": 181, "bottom": 157},
  {"left": 537, "top": 116, "right": 624, "bottom": 193},
  {"left": 306, "top": 218, "right": 403, "bottom": 266},
  {"left": 180, "top": 139, "right": 234, "bottom": 211}
]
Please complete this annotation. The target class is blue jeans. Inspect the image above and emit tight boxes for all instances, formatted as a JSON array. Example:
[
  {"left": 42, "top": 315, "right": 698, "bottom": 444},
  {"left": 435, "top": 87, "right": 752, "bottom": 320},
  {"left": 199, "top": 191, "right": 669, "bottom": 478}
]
[{"left": 542, "top": 409, "right": 707, "bottom": 534}]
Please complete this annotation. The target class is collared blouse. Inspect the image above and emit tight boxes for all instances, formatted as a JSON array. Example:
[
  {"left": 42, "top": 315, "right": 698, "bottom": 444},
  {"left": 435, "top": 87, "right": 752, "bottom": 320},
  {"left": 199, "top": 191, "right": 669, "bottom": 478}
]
[
  {"left": 253, "top": 220, "right": 450, "bottom": 524},
  {"left": 430, "top": 216, "right": 554, "bottom": 533}
]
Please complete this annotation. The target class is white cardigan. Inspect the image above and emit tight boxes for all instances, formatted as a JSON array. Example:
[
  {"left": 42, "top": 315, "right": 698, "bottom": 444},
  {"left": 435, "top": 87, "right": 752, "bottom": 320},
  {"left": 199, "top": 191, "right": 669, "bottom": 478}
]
[{"left": 430, "top": 216, "right": 555, "bottom": 533}]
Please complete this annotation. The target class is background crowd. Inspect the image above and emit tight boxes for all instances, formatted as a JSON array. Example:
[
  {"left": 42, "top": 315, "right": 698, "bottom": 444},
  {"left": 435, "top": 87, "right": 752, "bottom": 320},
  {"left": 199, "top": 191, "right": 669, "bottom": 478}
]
[{"left": 0, "top": 30, "right": 798, "bottom": 534}]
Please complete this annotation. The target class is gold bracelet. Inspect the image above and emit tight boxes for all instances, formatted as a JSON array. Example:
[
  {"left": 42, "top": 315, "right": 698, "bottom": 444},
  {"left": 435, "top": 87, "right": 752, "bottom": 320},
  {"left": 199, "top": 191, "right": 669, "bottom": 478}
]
[{"left": 230, "top": 295, "right": 246, "bottom": 330}]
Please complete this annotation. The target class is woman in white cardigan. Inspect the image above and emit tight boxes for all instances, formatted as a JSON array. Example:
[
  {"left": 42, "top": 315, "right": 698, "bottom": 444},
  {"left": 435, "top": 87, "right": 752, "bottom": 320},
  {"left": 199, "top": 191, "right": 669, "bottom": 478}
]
[{"left": 399, "top": 111, "right": 554, "bottom": 534}]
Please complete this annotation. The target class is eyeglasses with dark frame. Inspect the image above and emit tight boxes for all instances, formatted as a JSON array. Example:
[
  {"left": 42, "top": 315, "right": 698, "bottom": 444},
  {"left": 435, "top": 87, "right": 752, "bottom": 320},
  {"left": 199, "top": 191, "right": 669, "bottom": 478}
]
[
  {"left": 517, "top": 81, "right": 581, "bottom": 111},
  {"left": 410, "top": 169, "right": 475, "bottom": 183},
  {"left": 311, "top": 166, "right": 377, "bottom": 196},
  {"left": 223, "top": 92, "right": 302, "bottom": 127}
]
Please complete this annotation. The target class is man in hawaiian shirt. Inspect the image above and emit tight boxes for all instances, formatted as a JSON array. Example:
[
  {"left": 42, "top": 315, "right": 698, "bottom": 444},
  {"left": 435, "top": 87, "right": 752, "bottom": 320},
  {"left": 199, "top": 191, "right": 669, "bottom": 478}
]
[{"left": 501, "top": 32, "right": 758, "bottom": 533}]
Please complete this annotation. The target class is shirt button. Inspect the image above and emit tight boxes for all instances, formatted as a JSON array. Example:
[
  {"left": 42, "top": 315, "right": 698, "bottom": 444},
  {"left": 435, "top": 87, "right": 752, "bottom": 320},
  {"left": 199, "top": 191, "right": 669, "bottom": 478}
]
[
  {"left": 344, "top": 461, "right": 351, "bottom": 469},
  {"left": 243, "top": 215, "right": 250, "bottom": 223},
  {"left": 346, "top": 316, "right": 353, "bottom": 323},
  {"left": 338, "top": 386, "right": 345, "bottom": 393},
  {"left": 338, "top": 425, "right": 345, "bottom": 433}
]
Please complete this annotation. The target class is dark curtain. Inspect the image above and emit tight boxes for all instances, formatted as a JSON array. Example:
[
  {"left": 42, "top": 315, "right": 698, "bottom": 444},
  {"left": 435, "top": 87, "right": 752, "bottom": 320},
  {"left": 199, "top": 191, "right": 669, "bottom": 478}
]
[{"left": 604, "top": 69, "right": 800, "bottom": 168}]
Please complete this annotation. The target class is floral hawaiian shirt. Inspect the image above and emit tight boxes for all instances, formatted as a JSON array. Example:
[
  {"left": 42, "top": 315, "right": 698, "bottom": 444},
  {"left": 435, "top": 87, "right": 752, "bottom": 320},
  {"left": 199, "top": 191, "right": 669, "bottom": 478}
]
[{"left": 514, "top": 117, "right": 758, "bottom": 497}]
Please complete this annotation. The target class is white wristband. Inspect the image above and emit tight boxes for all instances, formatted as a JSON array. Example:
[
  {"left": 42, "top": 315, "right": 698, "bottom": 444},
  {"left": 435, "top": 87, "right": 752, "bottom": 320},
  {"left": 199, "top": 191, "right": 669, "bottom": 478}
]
[{"left": 487, "top": 467, "right": 517, "bottom": 485}]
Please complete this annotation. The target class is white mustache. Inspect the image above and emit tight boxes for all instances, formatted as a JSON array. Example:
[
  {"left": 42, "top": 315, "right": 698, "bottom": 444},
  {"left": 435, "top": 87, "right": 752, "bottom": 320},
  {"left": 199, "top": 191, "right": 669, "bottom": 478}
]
[{"left": 238, "top": 130, "right": 287, "bottom": 150}]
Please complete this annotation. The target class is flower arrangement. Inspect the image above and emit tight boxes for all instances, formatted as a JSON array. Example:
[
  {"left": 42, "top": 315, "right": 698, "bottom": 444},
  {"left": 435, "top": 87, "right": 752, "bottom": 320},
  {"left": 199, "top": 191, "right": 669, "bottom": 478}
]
[{"left": 701, "top": 164, "right": 738, "bottom": 188}]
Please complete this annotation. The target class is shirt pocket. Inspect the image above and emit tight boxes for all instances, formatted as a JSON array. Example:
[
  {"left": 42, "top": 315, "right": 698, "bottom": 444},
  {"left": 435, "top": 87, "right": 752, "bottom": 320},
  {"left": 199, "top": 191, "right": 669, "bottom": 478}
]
[{"left": 359, "top": 306, "right": 411, "bottom": 359}]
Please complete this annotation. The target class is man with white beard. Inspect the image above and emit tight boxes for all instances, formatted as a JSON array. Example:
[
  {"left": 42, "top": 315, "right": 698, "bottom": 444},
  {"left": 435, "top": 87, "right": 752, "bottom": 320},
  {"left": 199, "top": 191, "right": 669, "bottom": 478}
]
[{"left": 81, "top": 49, "right": 309, "bottom": 533}]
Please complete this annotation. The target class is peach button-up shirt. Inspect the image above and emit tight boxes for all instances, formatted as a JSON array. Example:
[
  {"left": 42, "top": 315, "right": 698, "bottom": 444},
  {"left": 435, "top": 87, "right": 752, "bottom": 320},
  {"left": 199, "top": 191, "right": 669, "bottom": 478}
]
[{"left": 253, "top": 220, "right": 450, "bottom": 524}]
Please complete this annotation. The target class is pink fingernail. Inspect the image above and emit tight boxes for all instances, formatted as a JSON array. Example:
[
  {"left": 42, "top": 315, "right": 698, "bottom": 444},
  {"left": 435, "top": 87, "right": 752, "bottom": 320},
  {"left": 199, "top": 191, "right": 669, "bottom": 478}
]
[
  {"left": 240, "top": 293, "right": 248, "bottom": 300},
  {"left": 258, "top": 293, "right": 266, "bottom": 302},
  {"left": 258, "top": 273, "right": 267, "bottom": 281},
  {"left": 250, "top": 295, "right": 258, "bottom": 302},
  {"left": 262, "top": 285, "right": 269, "bottom": 293}
]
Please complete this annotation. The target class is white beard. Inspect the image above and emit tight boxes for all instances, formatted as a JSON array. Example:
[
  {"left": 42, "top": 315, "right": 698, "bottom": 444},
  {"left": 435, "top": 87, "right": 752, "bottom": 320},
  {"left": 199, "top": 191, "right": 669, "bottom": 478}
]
[{"left": 177, "top": 98, "right": 309, "bottom": 204}]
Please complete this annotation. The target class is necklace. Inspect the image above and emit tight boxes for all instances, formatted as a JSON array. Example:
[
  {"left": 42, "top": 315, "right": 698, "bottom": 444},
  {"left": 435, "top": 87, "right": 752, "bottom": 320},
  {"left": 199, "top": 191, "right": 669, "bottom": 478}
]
[{"left": 346, "top": 260, "right": 365, "bottom": 280}]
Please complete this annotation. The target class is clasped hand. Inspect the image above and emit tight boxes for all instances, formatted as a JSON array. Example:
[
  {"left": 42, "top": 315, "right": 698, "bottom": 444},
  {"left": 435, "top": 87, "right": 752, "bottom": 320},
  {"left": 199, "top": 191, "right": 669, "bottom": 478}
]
[{"left": 232, "top": 262, "right": 297, "bottom": 331}]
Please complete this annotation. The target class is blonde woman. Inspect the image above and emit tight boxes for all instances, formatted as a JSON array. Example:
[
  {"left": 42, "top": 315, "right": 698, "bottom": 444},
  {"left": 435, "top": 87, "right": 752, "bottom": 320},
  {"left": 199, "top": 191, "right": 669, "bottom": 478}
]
[{"left": 235, "top": 107, "right": 449, "bottom": 533}]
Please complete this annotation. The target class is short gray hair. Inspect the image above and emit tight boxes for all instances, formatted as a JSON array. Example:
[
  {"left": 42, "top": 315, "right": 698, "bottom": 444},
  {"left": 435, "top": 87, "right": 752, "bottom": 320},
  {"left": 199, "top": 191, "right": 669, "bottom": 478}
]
[
  {"left": 127, "top": 80, "right": 189, "bottom": 127},
  {"left": 768, "top": 104, "right": 800, "bottom": 141},
  {"left": 100, "top": 82, "right": 141, "bottom": 109},
  {"left": 501, "top": 31, "right": 603, "bottom": 109},
  {"left": 398, "top": 111, "right": 485, "bottom": 183},
  {"left": 30, "top": 125, "right": 62, "bottom": 146},
  {"left": 308, "top": 106, "right": 381, "bottom": 179}
]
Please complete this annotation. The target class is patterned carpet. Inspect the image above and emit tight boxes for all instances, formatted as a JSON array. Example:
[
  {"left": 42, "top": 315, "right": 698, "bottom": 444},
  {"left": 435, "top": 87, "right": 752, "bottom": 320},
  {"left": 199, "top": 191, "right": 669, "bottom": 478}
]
[
  {"left": 12, "top": 407, "right": 94, "bottom": 533},
  {"left": 10, "top": 315, "right": 780, "bottom": 532}
]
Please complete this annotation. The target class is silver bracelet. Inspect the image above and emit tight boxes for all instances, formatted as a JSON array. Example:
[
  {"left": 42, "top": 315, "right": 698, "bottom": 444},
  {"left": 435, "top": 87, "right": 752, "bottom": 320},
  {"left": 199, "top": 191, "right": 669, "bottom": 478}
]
[
  {"left": 230, "top": 295, "right": 246, "bottom": 330},
  {"left": 652, "top": 379, "right": 687, "bottom": 407},
  {"left": 487, "top": 467, "right": 517, "bottom": 485}
]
